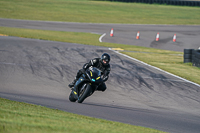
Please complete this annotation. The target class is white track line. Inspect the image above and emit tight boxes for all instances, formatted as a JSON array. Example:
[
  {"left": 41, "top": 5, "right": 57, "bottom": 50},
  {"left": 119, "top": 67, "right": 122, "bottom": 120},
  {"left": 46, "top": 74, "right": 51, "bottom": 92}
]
[
  {"left": 109, "top": 48, "right": 200, "bottom": 88},
  {"left": 99, "top": 33, "right": 106, "bottom": 42}
]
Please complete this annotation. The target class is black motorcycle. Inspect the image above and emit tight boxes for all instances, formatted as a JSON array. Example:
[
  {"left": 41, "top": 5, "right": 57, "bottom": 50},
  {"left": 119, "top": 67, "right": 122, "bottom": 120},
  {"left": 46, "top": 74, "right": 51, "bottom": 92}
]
[{"left": 69, "top": 66, "right": 103, "bottom": 103}]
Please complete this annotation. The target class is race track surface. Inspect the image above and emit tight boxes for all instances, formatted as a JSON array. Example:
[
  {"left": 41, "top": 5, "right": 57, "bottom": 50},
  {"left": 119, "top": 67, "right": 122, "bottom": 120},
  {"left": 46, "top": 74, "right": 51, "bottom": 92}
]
[
  {"left": 0, "top": 19, "right": 200, "bottom": 133},
  {"left": 1, "top": 18, "right": 200, "bottom": 52}
]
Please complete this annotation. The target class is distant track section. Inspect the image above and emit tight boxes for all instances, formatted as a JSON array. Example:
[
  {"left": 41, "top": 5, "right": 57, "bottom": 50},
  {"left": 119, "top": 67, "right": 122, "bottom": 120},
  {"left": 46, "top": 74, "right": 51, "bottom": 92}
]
[{"left": 104, "top": 0, "right": 200, "bottom": 6}]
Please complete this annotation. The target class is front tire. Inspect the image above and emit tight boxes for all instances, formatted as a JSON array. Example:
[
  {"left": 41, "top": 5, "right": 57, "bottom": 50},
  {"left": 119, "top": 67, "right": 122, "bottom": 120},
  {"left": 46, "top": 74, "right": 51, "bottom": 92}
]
[
  {"left": 69, "top": 91, "right": 77, "bottom": 102},
  {"left": 78, "top": 84, "right": 92, "bottom": 103}
]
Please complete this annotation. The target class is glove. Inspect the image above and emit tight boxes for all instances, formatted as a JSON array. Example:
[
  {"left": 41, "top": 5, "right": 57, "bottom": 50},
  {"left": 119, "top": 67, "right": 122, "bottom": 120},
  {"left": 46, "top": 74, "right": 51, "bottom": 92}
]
[
  {"left": 83, "top": 63, "right": 89, "bottom": 70},
  {"left": 102, "top": 75, "right": 108, "bottom": 82}
]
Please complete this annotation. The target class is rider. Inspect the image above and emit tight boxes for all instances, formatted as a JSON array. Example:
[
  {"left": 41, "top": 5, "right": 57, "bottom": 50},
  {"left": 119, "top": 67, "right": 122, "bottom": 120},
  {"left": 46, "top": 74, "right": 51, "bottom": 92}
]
[{"left": 68, "top": 53, "right": 111, "bottom": 92}]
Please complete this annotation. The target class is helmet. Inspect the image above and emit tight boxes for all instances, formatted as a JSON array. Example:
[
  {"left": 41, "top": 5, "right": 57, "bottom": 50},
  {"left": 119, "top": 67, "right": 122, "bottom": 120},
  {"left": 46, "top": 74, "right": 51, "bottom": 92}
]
[{"left": 101, "top": 53, "right": 110, "bottom": 66}]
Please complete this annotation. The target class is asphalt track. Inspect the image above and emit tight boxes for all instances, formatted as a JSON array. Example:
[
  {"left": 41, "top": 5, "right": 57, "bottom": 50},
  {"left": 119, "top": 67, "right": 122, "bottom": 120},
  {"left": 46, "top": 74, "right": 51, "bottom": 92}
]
[
  {"left": 1, "top": 18, "right": 200, "bottom": 52},
  {"left": 0, "top": 19, "right": 200, "bottom": 133}
]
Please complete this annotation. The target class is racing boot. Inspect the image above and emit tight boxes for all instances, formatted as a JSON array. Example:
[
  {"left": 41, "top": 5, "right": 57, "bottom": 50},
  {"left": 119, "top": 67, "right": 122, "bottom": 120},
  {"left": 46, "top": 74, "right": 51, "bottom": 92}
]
[{"left": 68, "top": 78, "right": 77, "bottom": 88}]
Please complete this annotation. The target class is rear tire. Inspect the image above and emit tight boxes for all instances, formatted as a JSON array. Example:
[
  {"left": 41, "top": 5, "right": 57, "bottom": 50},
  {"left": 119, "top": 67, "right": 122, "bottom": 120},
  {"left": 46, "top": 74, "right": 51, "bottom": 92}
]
[
  {"left": 184, "top": 49, "right": 192, "bottom": 54},
  {"left": 78, "top": 84, "right": 92, "bottom": 103},
  {"left": 184, "top": 58, "right": 192, "bottom": 63}
]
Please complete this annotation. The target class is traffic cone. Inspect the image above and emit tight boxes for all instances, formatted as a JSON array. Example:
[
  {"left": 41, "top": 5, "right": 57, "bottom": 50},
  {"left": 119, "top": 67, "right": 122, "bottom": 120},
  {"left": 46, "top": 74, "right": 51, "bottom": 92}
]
[
  {"left": 136, "top": 31, "right": 140, "bottom": 39},
  {"left": 173, "top": 34, "right": 176, "bottom": 42},
  {"left": 110, "top": 28, "right": 114, "bottom": 37},
  {"left": 156, "top": 33, "right": 159, "bottom": 41}
]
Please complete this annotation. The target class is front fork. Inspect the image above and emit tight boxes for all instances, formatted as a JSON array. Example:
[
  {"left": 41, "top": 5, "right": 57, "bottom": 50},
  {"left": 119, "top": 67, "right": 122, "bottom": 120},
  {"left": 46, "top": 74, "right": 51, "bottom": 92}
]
[{"left": 87, "top": 84, "right": 97, "bottom": 97}]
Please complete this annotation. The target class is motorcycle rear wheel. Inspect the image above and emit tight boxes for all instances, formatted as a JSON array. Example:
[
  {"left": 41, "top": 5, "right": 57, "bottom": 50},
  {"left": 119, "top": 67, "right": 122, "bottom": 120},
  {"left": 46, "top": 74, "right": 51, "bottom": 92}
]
[{"left": 78, "top": 84, "right": 92, "bottom": 103}]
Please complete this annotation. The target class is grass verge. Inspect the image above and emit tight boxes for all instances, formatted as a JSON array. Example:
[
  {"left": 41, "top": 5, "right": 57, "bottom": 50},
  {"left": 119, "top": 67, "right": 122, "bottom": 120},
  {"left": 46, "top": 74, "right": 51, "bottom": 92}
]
[
  {"left": 0, "top": 97, "right": 165, "bottom": 133},
  {"left": 0, "top": 0, "right": 200, "bottom": 24},
  {"left": 0, "top": 26, "right": 200, "bottom": 85},
  {"left": 122, "top": 52, "right": 200, "bottom": 83}
]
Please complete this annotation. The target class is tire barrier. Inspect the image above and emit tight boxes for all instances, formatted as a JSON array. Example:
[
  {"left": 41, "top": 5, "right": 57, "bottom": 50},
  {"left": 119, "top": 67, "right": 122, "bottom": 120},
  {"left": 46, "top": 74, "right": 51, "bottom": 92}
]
[
  {"left": 184, "top": 49, "right": 200, "bottom": 67},
  {"left": 184, "top": 49, "right": 192, "bottom": 63},
  {"left": 104, "top": 0, "right": 200, "bottom": 6}
]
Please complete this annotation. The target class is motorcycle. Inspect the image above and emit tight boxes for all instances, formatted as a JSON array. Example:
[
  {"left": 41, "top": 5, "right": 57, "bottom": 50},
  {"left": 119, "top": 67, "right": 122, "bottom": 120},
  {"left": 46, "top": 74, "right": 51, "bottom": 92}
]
[{"left": 69, "top": 66, "right": 103, "bottom": 103}]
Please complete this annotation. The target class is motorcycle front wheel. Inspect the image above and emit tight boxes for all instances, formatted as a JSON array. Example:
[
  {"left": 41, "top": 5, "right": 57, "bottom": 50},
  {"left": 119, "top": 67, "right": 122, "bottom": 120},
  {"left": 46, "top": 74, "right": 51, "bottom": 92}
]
[
  {"left": 78, "top": 84, "right": 92, "bottom": 103},
  {"left": 69, "top": 91, "right": 77, "bottom": 102}
]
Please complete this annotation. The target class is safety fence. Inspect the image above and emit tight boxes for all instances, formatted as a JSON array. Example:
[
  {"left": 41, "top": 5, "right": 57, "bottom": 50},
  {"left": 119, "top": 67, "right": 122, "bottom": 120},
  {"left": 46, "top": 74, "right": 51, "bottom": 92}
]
[
  {"left": 98, "top": 0, "right": 200, "bottom": 6},
  {"left": 184, "top": 49, "right": 200, "bottom": 67}
]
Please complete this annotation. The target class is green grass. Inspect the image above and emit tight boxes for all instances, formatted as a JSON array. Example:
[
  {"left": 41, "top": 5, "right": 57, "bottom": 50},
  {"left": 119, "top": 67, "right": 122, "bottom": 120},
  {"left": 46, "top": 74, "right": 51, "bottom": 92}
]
[
  {"left": 122, "top": 52, "right": 200, "bottom": 84},
  {"left": 1, "top": 26, "right": 200, "bottom": 85},
  {"left": 0, "top": 0, "right": 200, "bottom": 24},
  {"left": 0, "top": 98, "right": 165, "bottom": 133}
]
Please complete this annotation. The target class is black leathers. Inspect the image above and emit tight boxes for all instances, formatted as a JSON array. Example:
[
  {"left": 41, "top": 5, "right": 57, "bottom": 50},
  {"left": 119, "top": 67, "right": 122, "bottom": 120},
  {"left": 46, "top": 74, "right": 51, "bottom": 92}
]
[{"left": 82, "top": 58, "right": 110, "bottom": 82}]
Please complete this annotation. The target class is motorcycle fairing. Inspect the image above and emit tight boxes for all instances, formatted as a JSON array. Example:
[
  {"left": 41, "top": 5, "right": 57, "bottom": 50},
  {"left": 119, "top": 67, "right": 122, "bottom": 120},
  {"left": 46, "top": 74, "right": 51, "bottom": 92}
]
[{"left": 75, "top": 76, "right": 86, "bottom": 88}]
